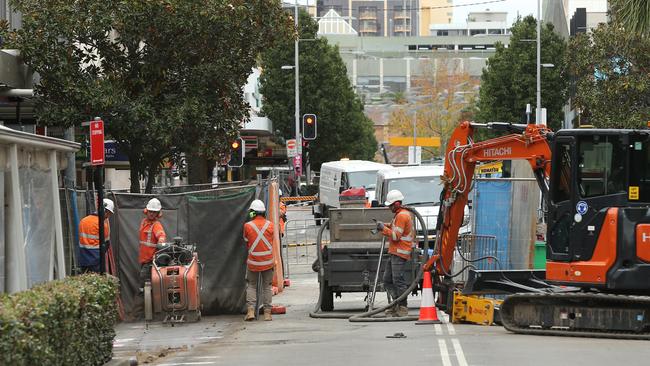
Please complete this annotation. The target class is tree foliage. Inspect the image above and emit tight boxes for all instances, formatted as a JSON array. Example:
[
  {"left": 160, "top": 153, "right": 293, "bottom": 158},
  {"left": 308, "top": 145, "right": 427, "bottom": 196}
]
[
  {"left": 566, "top": 23, "right": 650, "bottom": 128},
  {"left": 259, "top": 10, "right": 377, "bottom": 169},
  {"left": 476, "top": 16, "right": 567, "bottom": 131},
  {"left": 388, "top": 58, "right": 478, "bottom": 156},
  {"left": 7, "top": 0, "right": 292, "bottom": 192},
  {"left": 610, "top": 0, "right": 650, "bottom": 36}
]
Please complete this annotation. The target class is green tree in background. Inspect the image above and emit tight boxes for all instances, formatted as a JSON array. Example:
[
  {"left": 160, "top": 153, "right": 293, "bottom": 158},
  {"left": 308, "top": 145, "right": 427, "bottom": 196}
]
[
  {"left": 476, "top": 16, "right": 567, "bottom": 131},
  {"left": 566, "top": 23, "right": 650, "bottom": 128},
  {"left": 7, "top": 0, "right": 292, "bottom": 192},
  {"left": 610, "top": 0, "right": 650, "bottom": 36},
  {"left": 259, "top": 10, "right": 377, "bottom": 169}
]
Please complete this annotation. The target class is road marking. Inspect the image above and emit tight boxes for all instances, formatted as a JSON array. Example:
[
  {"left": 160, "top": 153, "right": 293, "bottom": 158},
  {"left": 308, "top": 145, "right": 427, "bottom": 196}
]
[
  {"left": 197, "top": 336, "right": 223, "bottom": 340},
  {"left": 434, "top": 324, "right": 443, "bottom": 335},
  {"left": 452, "top": 338, "right": 469, "bottom": 366},
  {"left": 157, "top": 362, "right": 217, "bottom": 366},
  {"left": 446, "top": 321, "right": 456, "bottom": 335},
  {"left": 438, "top": 339, "right": 453, "bottom": 366},
  {"left": 191, "top": 356, "right": 221, "bottom": 359}
]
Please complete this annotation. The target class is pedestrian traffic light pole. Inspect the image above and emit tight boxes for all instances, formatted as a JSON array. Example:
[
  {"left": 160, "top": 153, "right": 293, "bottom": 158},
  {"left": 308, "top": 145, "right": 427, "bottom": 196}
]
[{"left": 294, "top": 0, "right": 301, "bottom": 190}]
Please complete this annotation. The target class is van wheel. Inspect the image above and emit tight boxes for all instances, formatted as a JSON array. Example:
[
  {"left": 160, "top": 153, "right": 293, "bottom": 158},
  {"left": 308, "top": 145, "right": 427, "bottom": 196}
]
[{"left": 321, "top": 281, "right": 334, "bottom": 311}]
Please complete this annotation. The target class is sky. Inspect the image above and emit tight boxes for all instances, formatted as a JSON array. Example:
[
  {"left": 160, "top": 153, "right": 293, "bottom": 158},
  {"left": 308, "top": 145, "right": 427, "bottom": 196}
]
[{"left": 452, "top": 0, "right": 538, "bottom": 24}]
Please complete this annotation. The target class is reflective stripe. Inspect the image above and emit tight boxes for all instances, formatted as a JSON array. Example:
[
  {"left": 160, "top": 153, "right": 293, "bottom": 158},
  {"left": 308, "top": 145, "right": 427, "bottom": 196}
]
[
  {"left": 247, "top": 221, "right": 272, "bottom": 255},
  {"left": 140, "top": 241, "right": 158, "bottom": 248},
  {"left": 80, "top": 233, "right": 99, "bottom": 240},
  {"left": 79, "top": 244, "right": 99, "bottom": 250},
  {"left": 251, "top": 250, "right": 273, "bottom": 256},
  {"left": 394, "top": 226, "right": 404, "bottom": 234},
  {"left": 248, "top": 258, "right": 275, "bottom": 266},
  {"left": 396, "top": 248, "right": 412, "bottom": 255},
  {"left": 401, "top": 235, "right": 413, "bottom": 242},
  {"left": 391, "top": 231, "right": 398, "bottom": 241}
]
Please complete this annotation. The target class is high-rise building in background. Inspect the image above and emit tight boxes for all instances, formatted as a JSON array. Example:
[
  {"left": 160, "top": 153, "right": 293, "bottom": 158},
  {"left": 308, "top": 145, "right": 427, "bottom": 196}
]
[{"left": 316, "top": 0, "right": 451, "bottom": 37}]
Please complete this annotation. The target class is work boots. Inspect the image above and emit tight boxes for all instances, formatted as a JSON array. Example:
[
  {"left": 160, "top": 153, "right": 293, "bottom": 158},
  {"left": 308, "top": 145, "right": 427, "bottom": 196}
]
[
  {"left": 384, "top": 305, "right": 397, "bottom": 317},
  {"left": 244, "top": 306, "right": 255, "bottom": 321},
  {"left": 264, "top": 308, "right": 272, "bottom": 321},
  {"left": 396, "top": 305, "right": 409, "bottom": 317}
]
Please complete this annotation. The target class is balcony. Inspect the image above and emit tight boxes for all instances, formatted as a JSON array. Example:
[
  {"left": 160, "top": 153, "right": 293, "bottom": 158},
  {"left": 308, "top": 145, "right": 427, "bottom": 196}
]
[
  {"left": 359, "top": 11, "right": 377, "bottom": 21},
  {"left": 394, "top": 25, "right": 412, "bottom": 33},
  {"left": 394, "top": 11, "right": 411, "bottom": 20}
]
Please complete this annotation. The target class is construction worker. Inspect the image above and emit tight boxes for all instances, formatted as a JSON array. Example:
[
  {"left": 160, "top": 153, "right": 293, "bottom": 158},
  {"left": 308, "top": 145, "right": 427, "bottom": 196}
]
[
  {"left": 279, "top": 189, "right": 287, "bottom": 237},
  {"left": 243, "top": 199, "right": 275, "bottom": 321},
  {"left": 376, "top": 189, "right": 414, "bottom": 317},
  {"left": 139, "top": 198, "right": 167, "bottom": 289},
  {"left": 78, "top": 198, "right": 114, "bottom": 273}
]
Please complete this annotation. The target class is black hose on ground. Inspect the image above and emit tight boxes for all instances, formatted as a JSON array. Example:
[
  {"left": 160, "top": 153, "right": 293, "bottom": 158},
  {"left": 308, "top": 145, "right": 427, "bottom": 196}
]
[{"left": 308, "top": 207, "right": 432, "bottom": 322}]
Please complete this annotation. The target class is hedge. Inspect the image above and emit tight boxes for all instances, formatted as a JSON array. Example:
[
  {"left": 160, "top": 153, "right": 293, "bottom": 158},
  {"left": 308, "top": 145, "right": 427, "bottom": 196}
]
[{"left": 0, "top": 274, "right": 119, "bottom": 366}]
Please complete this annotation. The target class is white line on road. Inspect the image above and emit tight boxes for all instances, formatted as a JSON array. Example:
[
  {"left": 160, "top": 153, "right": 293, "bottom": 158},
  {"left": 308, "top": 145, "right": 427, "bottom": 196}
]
[
  {"left": 452, "top": 338, "right": 469, "bottom": 366},
  {"left": 197, "top": 336, "right": 223, "bottom": 340},
  {"left": 446, "top": 321, "right": 456, "bottom": 335},
  {"left": 191, "top": 356, "right": 222, "bottom": 359},
  {"left": 157, "top": 362, "right": 217, "bottom": 366},
  {"left": 438, "top": 339, "right": 453, "bottom": 366},
  {"left": 434, "top": 324, "right": 443, "bottom": 335}
]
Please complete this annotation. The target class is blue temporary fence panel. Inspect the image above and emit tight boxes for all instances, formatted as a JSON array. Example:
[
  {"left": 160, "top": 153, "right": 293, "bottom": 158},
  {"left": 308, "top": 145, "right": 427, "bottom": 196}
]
[{"left": 472, "top": 180, "right": 512, "bottom": 269}]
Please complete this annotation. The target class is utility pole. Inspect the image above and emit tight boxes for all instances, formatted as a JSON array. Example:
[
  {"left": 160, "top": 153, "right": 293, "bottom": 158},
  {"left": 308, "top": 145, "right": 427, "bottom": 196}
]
[
  {"left": 294, "top": 0, "right": 301, "bottom": 190},
  {"left": 536, "top": 0, "right": 541, "bottom": 124}
]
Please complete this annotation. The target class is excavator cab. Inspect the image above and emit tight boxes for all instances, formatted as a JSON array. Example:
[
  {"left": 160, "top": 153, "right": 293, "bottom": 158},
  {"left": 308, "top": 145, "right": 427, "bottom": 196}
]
[{"left": 546, "top": 129, "right": 650, "bottom": 292}]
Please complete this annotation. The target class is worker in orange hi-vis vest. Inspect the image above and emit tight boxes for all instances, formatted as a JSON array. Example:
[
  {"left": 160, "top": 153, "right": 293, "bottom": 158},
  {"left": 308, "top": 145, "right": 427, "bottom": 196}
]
[
  {"left": 138, "top": 198, "right": 167, "bottom": 291},
  {"left": 243, "top": 199, "right": 275, "bottom": 321},
  {"left": 376, "top": 189, "right": 414, "bottom": 318},
  {"left": 78, "top": 199, "right": 114, "bottom": 273}
]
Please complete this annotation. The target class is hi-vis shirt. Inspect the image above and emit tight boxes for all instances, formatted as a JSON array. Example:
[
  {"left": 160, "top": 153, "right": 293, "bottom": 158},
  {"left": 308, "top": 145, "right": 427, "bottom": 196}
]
[
  {"left": 78, "top": 214, "right": 110, "bottom": 267},
  {"left": 243, "top": 216, "right": 275, "bottom": 272},
  {"left": 381, "top": 208, "right": 414, "bottom": 260},
  {"left": 138, "top": 219, "right": 167, "bottom": 264}
]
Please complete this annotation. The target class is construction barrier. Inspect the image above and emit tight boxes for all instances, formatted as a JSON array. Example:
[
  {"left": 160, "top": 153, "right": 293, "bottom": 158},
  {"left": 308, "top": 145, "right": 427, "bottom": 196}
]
[
  {"left": 280, "top": 195, "right": 317, "bottom": 202},
  {"left": 282, "top": 218, "right": 329, "bottom": 278}
]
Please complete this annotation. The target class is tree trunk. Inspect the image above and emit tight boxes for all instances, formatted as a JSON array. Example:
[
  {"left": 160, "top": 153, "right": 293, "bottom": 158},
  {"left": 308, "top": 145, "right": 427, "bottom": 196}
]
[
  {"left": 145, "top": 163, "right": 157, "bottom": 193},
  {"left": 129, "top": 155, "right": 142, "bottom": 193},
  {"left": 187, "top": 154, "right": 210, "bottom": 185}
]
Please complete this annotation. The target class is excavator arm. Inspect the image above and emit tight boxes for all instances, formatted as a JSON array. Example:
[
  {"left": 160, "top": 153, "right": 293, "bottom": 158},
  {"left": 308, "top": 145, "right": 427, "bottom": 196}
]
[{"left": 425, "top": 121, "right": 553, "bottom": 276}]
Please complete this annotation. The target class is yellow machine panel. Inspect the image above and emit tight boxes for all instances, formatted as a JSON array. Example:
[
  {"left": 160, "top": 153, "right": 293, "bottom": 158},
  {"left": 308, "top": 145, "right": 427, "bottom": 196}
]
[{"left": 452, "top": 292, "right": 502, "bottom": 326}]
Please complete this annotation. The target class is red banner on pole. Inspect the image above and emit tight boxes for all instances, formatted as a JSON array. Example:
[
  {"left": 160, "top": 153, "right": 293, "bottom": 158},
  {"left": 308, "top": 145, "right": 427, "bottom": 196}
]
[{"left": 90, "top": 120, "right": 105, "bottom": 166}]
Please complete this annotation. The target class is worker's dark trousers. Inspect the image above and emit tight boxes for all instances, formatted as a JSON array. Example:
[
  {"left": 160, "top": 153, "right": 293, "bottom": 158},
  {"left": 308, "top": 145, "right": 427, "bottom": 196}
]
[
  {"left": 383, "top": 254, "right": 408, "bottom": 307},
  {"left": 246, "top": 268, "right": 274, "bottom": 310}
]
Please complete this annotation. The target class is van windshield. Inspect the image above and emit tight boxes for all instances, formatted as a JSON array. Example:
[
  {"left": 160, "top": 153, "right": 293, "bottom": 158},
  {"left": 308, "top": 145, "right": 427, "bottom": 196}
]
[
  {"left": 387, "top": 176, "right": 443, "bottom": 205},
  {"left": 347, "top": 171, "right": 378, "bottom": 189}
]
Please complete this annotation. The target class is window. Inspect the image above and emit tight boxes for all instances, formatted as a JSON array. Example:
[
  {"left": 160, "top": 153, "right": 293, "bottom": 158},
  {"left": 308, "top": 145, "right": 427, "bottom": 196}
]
[
  {"left": 577, "top": 135, "right": 626, "bottom": 198},
  {"left": 629, "top": 134, "right": 650, "bottom": 202},
  {"left": 552, "top": 142, "right": 572, "bottom": 203},
  {"left": 386, "top": 177, "right": 443, "bottom": 205},
  {"left": 488, "top": 29, "right": 503, "bottom": 34},
  {"left": 347, "top": 171, "right": 379, "bottom": 189},
  {"left": 470, "top": 29, "right": 486, "bottom": 36},
  {"left": 437, "top": 30, "right": 449, "bottom": 36}
]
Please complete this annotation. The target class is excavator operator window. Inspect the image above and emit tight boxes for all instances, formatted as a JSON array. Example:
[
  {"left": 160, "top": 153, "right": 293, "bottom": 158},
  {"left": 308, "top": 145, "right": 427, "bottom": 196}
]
[
  {"left": 551, "top": 142, "right": 572, "bottom": 203},
  {"left": 577, "top": 136, "right": 626, "bottom": 198},
  {"left": 629, "top": 134, "right": 650, "bottom": 202}
]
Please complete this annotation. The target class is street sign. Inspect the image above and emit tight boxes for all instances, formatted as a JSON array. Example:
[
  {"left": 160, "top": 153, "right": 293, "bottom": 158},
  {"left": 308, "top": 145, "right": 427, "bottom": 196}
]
[
  {"left": 90, "top": 120, "right": 105, "bottom": 166},
  {"left": 389, "top": 137, "right": 440, "bottom": 147},
  {"left": 287, "top": 139, "right": 297, "bottom": 158}
]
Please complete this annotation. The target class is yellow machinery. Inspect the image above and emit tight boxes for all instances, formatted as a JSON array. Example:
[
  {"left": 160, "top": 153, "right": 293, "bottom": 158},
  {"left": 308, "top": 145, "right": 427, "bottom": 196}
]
[{"left": 452, "top": 292, "right": 502, "bottom": 326}]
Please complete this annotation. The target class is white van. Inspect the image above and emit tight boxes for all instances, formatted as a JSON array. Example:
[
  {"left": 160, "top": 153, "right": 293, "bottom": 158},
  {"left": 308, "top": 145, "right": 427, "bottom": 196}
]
[
  {"left": 314, "top": 160, "right": 391, "bottom": 221},
  {"left": 374, "top": 165, "right": 470, "bottom": 240}
]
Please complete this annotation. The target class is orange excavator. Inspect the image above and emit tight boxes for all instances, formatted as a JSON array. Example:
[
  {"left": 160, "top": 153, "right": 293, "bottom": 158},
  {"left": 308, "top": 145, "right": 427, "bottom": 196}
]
[{"left": 426, "top": 120, "right": 650, "bottom": 339}]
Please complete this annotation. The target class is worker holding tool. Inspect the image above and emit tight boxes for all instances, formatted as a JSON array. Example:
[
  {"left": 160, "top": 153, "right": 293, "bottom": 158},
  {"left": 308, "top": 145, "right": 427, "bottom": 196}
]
[
  {"left": 138, "top": 198, "right": 167, "bottom": 290},
  {"left": 376, "top": 190, "right": 414, "bottom": 317},
  {"left": 243, "top": 199, "right": 275, "bottom": 321},
  {"left": 78, "top": 198, "right": 114, "bottom": 273}
]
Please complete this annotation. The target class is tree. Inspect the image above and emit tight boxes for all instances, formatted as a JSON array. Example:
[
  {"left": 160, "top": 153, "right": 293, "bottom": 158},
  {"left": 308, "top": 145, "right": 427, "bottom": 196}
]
[
  {"left": 388, "top": 58, "right": 478, "bottom": 157},
  {"left": 610, "top": 0, "right": 650, "bottom": 36},
  {"left": 566, "top": 23, "right": 650, "bottom": 128},
  {"left": 6, "top": 0, "right": 292, "bottom": 192},
  {"left": 476, "top": 16, "right": 567, "bottom": 131},
  {"left": 259, "top": 10, "right": 377, "bottom": 169}
]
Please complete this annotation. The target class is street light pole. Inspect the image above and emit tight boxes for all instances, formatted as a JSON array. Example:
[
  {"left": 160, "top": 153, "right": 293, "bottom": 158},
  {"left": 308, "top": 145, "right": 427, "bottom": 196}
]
[
  {"left": 536, "top": 0, "right": 541, "bottom": 124},
  {"left": 294, "top": 0, "right": 301, "bottom": 189}
]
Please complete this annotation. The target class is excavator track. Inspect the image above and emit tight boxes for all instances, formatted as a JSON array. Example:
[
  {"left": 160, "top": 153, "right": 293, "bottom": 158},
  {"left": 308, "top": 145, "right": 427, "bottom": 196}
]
[{"left": 501, "top": 292, "right": 650, "bottom": 340}]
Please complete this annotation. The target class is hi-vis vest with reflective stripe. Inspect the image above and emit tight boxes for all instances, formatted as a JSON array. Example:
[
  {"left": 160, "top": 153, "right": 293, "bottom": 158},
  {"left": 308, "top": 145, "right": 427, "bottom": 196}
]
[
  {"left": 382, "top": 208, "right": 414, "bottom": 260},
  {"left": 78, "top": 215, "right": 110, "bottom": 267},
  {"left": 243, "top": 216, "right": 275, "bottom": 271},
  {"left": 138, "top": 219, "right": 166, "bottom": 264}
]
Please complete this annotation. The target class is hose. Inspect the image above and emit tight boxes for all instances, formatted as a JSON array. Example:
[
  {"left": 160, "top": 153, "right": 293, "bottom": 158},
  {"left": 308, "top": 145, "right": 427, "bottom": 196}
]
[{"left": 308, "top": 206, "right": 431, "bottom": 322}]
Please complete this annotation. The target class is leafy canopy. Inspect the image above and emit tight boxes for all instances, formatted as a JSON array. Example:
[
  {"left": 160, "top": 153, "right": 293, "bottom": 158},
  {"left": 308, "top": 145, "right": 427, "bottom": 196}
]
[
  {"left": 476, "top": 16, "right": 567, "bottom": 131},
  {"left": 7, "top": 0, "right": 292, "bottom": 192},
  {"left": 259, "top": 10, "right": 377, "bottom": 169}
]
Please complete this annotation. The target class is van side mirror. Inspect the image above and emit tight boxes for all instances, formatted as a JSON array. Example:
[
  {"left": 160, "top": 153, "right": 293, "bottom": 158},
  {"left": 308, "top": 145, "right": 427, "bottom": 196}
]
[{"left": 371, "top": 200, "right": 379, "bottom": 208}]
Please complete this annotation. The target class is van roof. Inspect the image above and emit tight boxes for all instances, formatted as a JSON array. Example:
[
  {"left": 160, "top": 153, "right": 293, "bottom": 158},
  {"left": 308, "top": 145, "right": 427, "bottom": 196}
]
[
  {"left": 378, "top": 165, "right": 444, "bottom": 180},
  {"left": 321, "top": 160, "right": 391, "bottom": 171}
]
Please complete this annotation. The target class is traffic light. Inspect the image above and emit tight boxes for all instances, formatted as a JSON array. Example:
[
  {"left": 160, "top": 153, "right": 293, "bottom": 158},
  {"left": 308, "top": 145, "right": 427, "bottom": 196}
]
[
  {"left": 227, "top": 137, "right": 244, "bottom": 167},
  {"left": 302, "top": 114, "right": 317, "bottom": 140}
]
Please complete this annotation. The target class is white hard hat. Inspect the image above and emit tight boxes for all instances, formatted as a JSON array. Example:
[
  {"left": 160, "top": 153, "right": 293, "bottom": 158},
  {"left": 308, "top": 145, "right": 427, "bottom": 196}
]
[
  {"left": 103, "top": 198, "right": 115, "bottom": 213},
  {"left": 385, "top": 190, "right": 405, "bottom": 206},
  {"left": 146, "top": 198, "right": 162, "bottom": 212},
  {"left": 249, "top": 199, "right": 266, "bottom": 212}
]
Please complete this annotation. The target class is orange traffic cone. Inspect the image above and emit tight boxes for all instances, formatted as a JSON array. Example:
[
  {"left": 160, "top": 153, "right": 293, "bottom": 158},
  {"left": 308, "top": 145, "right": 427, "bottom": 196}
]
[{"left": 416, "top": 271, "right": 441, "bottom": 325}]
